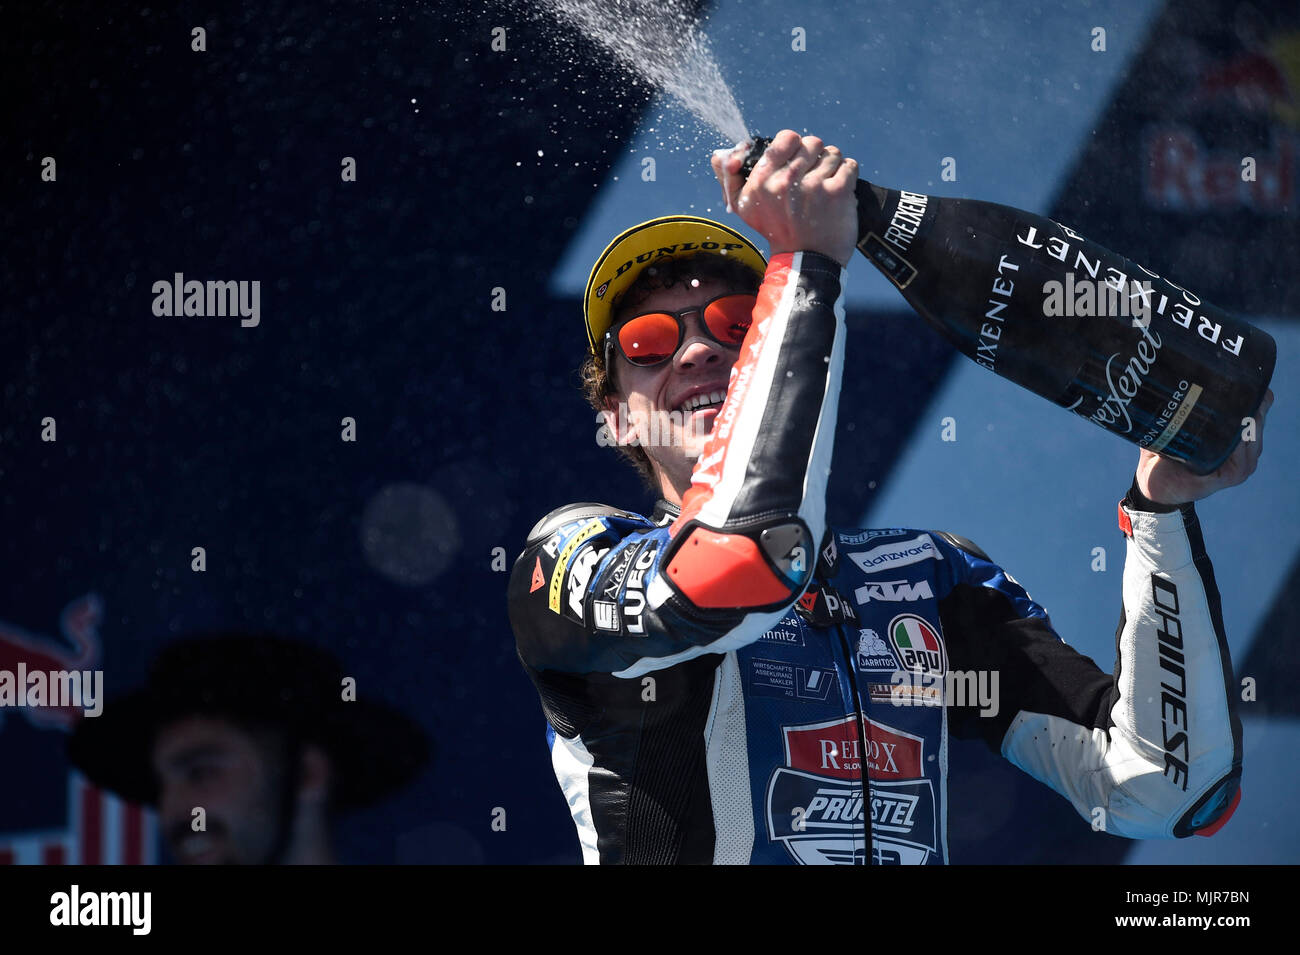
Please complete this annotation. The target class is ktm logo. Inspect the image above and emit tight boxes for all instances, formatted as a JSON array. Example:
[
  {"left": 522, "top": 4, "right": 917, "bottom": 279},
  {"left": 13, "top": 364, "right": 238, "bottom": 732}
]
[{"left": 854, "top": 579, "right": 933, "bottom": 604}]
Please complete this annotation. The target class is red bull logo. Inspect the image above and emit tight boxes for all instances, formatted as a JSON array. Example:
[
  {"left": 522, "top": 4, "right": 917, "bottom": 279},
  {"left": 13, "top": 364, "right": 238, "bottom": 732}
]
[
  {"left": 0, "top": 594, "right": 102, "bottom": 732},
  {"left": 1144, "top": 127, "right": 1295, "bottom": 211},
  {"left": 1186, "top": 35, "right": 1300, "bottom": 126},
  {"left": 1145, "top": 29, "right": 1300, "bottom": 213}
]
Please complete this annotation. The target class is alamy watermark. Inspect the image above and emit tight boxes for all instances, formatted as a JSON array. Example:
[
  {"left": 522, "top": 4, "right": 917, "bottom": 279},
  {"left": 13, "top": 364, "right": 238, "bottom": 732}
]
[
  {"left": 49, "top": 885, "right": 150, "bottom": 935},
  {"left": 888, "top": 668, "right": 999, "bottom": 717},
  {"left": 1042, "top": 272, "right": 1154, "bottom": 323},
  {"left": 152, "top": 273, "right": 260, "bottom": 327},
  {"left": 0, "top": 666, "right": 103, "bottom": 717}
]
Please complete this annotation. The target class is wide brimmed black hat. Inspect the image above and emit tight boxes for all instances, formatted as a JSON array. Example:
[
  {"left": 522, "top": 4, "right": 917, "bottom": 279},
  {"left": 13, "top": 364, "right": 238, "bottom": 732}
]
[{"left": 67, "top": 633, "right": 430, "bottom": 809}]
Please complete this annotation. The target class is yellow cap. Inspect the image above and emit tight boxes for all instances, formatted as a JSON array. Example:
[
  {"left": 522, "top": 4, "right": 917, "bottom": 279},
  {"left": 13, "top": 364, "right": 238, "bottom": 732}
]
[{"left": 583, "top": 215, "right": 767, "bottom": 355}]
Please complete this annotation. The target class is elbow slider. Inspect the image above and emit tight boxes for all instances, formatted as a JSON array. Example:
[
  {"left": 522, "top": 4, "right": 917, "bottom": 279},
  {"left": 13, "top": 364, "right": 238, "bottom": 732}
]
[
  {"left": 664, "top": 519, "right": 813, "bottom": 611},
  {"left": 1185, "top": 773, "right": 1242, "bottom": 838}
]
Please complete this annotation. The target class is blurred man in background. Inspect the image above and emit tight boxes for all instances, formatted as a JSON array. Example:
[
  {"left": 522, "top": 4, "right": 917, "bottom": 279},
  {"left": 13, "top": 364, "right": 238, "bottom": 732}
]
[{"left": 68, "top": 633, "right": 429, "bottom": 864}]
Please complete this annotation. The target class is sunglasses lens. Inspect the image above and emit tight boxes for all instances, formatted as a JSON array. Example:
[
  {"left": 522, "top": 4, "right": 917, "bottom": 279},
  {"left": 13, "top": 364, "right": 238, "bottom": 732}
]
[
  {"left": 618, "top": 312, "right": 680, "bottom": 366},
  {"left": 704, "top": 294, "right": 757, "bottom": 344}
]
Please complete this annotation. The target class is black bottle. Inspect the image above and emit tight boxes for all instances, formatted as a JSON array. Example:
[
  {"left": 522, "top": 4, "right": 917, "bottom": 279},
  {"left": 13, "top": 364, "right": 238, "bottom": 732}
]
[{"left": 741, "top": 138, "right": 1276, "bottom": 475}]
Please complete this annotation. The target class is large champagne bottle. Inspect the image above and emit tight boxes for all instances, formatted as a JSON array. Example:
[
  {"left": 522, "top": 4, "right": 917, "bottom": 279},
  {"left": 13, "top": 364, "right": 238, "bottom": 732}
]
[{"left": 742, "top": 139, "right": 1276, "bottom": 475}]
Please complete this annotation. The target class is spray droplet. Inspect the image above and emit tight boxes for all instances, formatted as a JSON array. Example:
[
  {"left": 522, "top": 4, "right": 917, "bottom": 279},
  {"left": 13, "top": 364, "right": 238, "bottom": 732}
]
[{"left": 538, "top": 0, "right": 749, "bottom": 143}]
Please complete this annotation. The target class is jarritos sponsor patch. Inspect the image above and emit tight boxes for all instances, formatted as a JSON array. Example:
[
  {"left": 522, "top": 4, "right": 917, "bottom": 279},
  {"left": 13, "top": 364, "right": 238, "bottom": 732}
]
[
  {"left": 886, "top": 613, "right": 946, "bottom": 676},
  {"left": 855, "top": 628, "right": 898, "bottom": 671},
  {"left": 765, "top": 715, "right": 937, "bottom": 865}
]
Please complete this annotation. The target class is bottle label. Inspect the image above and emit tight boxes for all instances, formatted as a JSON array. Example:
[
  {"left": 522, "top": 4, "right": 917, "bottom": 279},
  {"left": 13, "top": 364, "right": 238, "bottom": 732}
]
[
  {"left": 855, "top": 184, "right": 1274, "bottom": 474},
  {"left": 1065, "top": 318, "right": 1166, "bottom": 435},
  {"left": 857, "top": 233, "right": 917, "bottom": 289},
  {"left": 855, "top": 187, "right": 934, "bottom": 290},
  {"left": 1013, "top": 222, "right": 1247, "bottom": 361},
  {"left": 1061, "top": 372, "right": 1206, "bottom": 461},
  {"left": 878, "top": 191, "right": 931, "bottom": 257},
  {"left": 1143, "top": 382, "right": 1204, "bottom": 452}
]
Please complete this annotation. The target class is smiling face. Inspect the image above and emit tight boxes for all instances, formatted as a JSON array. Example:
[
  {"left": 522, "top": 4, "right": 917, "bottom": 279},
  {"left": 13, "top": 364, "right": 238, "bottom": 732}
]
[{"left": 606, "top": 276, "right": 750, "bottom": 502}]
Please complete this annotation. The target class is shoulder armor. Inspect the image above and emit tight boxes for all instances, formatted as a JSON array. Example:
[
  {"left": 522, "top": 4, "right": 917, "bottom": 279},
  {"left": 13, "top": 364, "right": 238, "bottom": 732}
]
[
  {"left": 932, "top": 530, "right": 991, "bottom": 563},
  {"left": 526, "top": 502, "right": 645, "bottom": 544}
]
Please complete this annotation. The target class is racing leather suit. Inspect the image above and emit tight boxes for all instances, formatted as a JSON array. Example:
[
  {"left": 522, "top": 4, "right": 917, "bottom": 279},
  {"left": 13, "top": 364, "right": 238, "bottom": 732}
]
[{"left": 507, "top": 251, "right": 1242, "bottom": 864}]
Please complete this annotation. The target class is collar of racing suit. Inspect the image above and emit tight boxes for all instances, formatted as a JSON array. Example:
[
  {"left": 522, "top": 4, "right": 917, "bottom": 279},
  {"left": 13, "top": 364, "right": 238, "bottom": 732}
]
[{"left": 650, "top": 498, "right": 678, "bottom": 525}]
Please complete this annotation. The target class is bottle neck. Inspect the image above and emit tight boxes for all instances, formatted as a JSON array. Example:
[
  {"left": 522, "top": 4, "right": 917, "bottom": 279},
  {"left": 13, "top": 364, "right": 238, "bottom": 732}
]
[
  {"left": 853, "top": 180, "right": 932, "bottom": 290},
  {"left": 853, "top": 179, "right": 894, "bottom": 239}
]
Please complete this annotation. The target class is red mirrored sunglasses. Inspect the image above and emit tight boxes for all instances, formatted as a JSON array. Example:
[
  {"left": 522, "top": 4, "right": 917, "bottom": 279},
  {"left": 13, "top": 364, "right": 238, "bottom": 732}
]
[{"left": 605, "top": 293, "right": 758, "bottom": 369}]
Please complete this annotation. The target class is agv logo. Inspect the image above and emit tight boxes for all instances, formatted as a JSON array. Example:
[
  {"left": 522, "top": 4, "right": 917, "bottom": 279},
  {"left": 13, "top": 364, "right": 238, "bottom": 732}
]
[{"left": 886, "top": 614, "right": 945, "bottom": 675}]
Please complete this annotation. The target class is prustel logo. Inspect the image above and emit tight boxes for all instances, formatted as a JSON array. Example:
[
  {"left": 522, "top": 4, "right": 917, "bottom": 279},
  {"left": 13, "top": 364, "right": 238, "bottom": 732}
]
[
  {"left": 0, "top": 594, "right": 102, "bottom": 732},
  {"left": 764, "top": 715, "right": 936, "bottom": 865},
  {"left": 838, "top": 528, "right": 911, "bottom": 546},
  {"left": 886, "top": 613, "right": 946, "bottom": 676}
]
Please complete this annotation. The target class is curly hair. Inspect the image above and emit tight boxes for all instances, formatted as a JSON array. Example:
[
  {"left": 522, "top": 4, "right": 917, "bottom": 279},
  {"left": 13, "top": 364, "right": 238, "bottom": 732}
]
[{"left": 579, "top": 252, "right": 764, "bottom": 490}]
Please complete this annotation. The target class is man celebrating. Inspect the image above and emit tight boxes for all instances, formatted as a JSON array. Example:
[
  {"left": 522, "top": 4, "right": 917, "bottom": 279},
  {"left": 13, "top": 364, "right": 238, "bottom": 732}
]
[{"left": 507, "top": 130, "right": 1270, "bottom": 864}]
